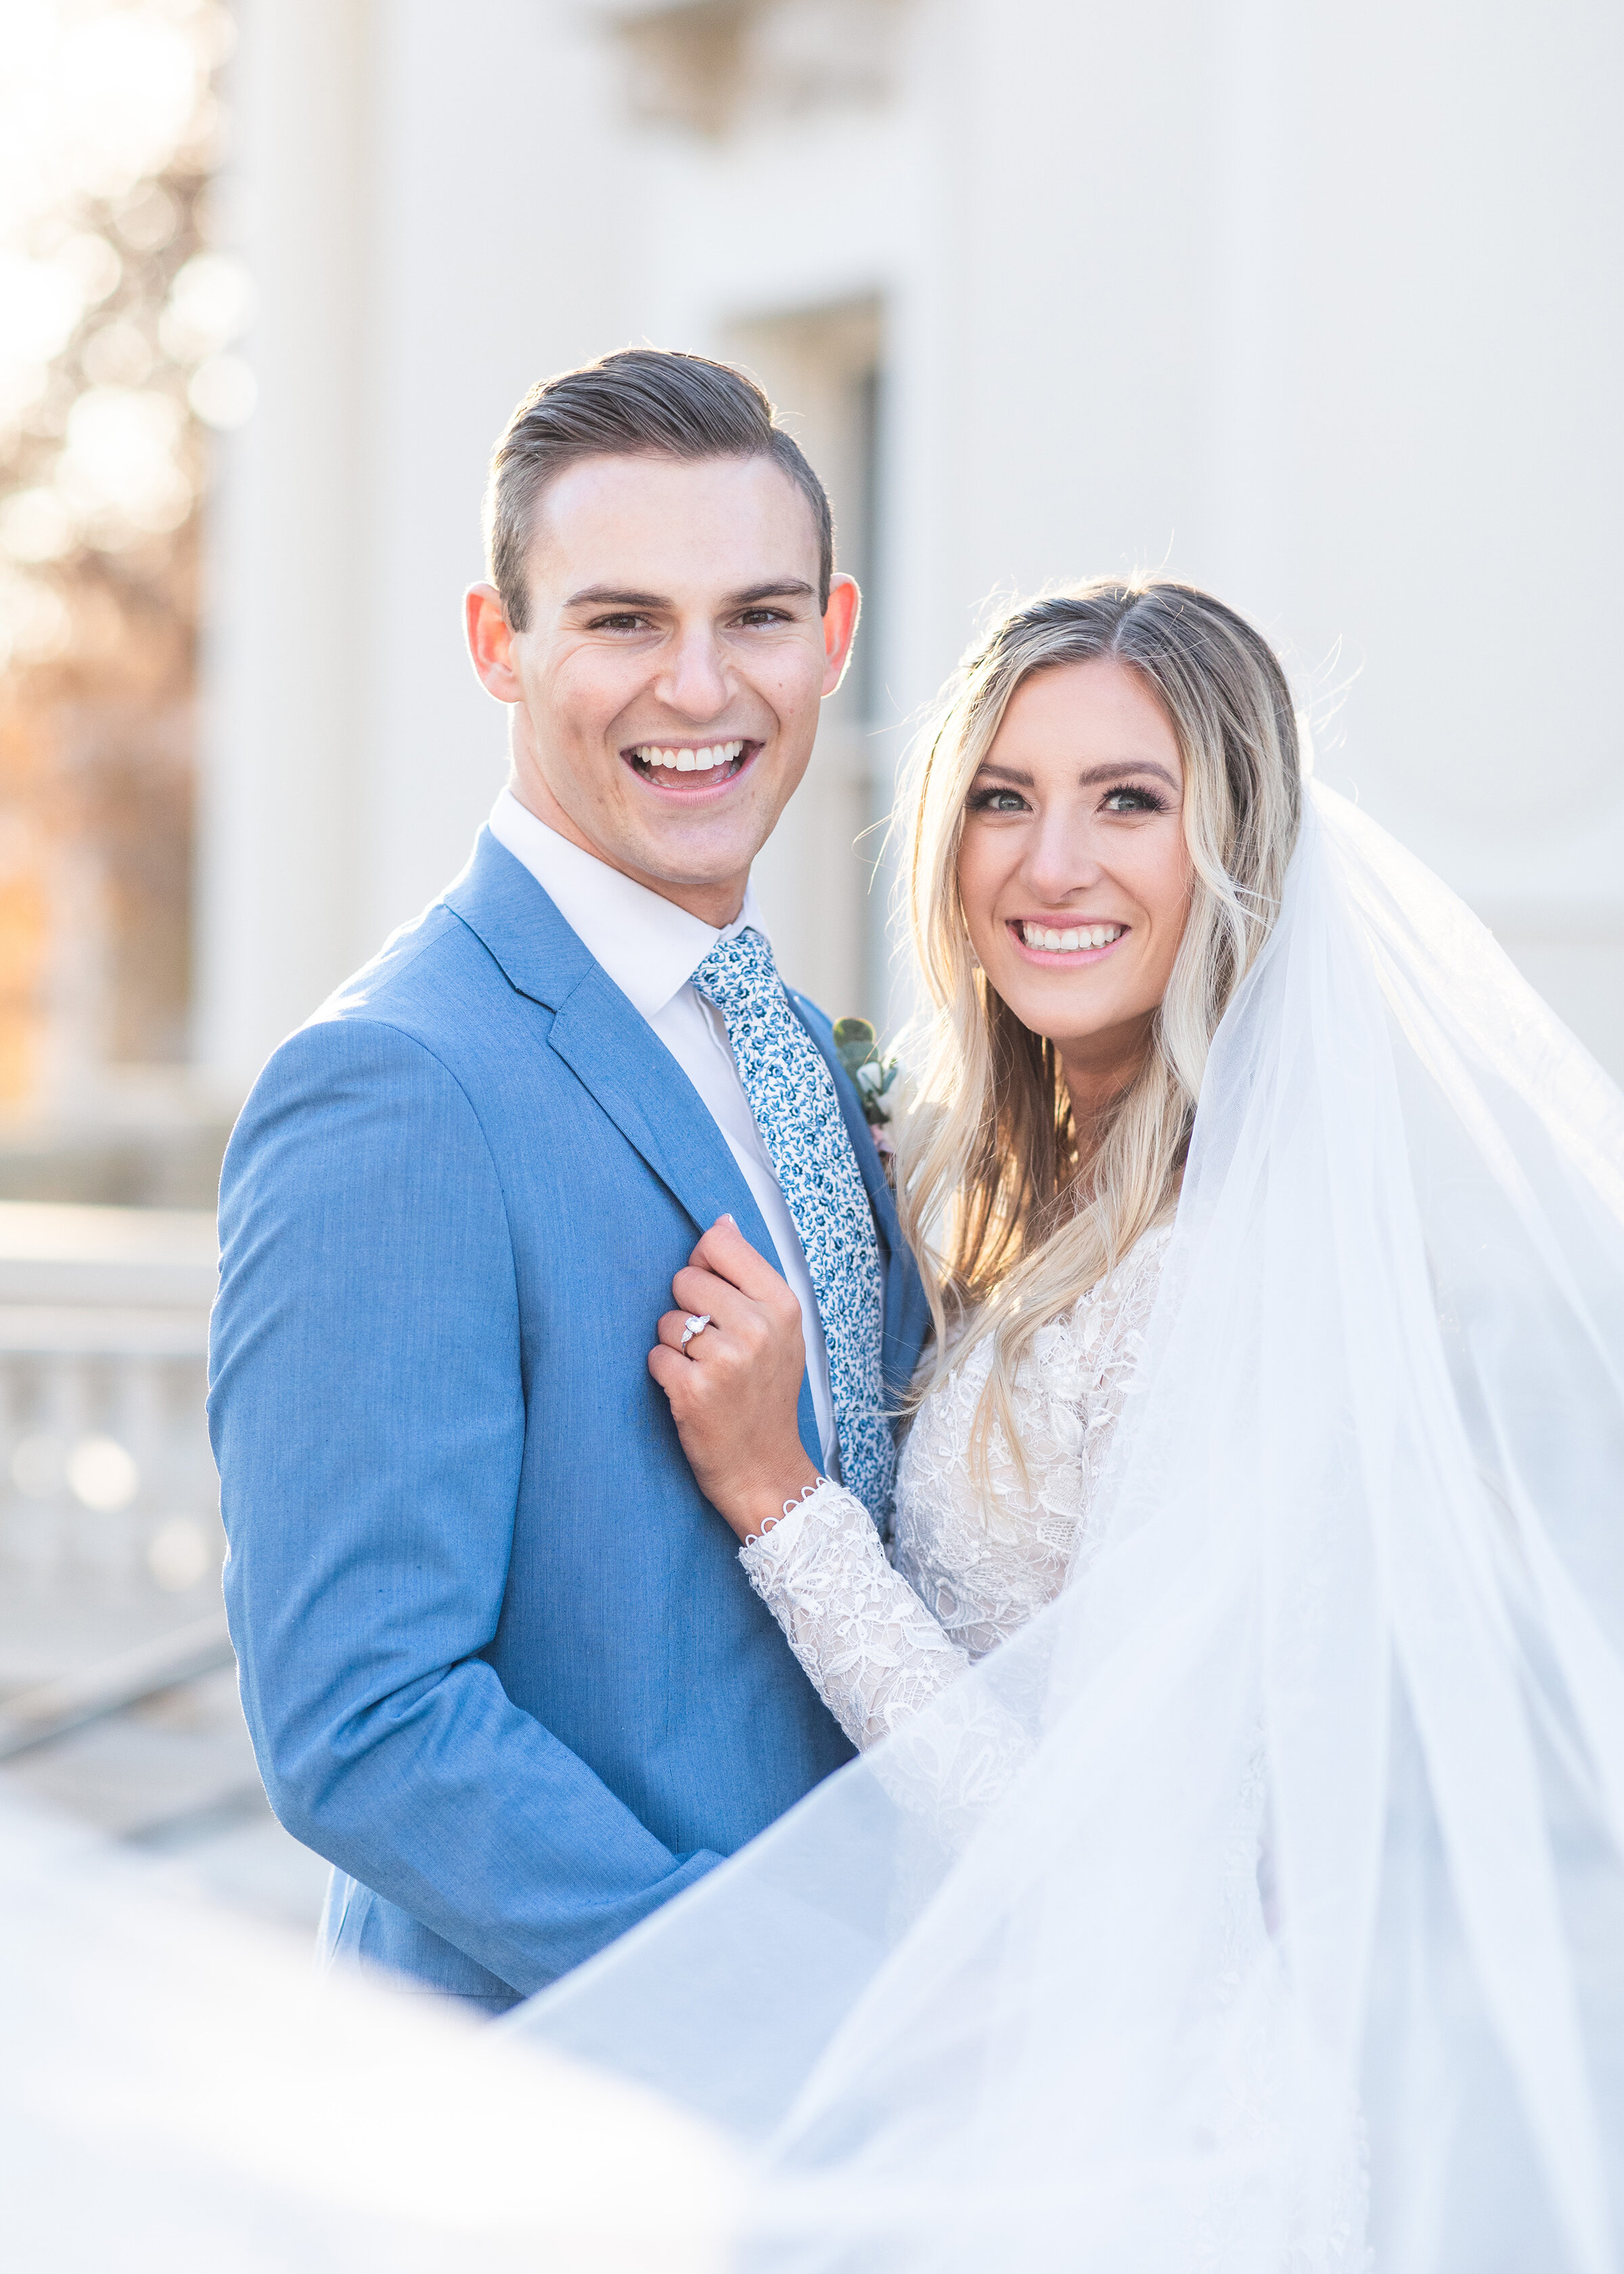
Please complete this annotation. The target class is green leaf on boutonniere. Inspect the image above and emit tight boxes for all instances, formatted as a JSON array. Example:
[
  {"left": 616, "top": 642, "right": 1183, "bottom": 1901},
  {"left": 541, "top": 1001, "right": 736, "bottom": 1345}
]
[{"left": 832, "top": 1017, "right": 900, "bottom": 1130}]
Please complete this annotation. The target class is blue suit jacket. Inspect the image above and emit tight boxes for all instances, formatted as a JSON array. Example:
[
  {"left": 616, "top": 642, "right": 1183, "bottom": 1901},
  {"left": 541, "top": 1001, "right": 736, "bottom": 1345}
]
[{"left": 208, "top": 829, "right": 930, "bottom": 2011}]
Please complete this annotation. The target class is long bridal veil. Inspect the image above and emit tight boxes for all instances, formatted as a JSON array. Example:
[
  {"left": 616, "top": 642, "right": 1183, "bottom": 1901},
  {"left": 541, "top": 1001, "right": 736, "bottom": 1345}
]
[
  {"left": 0, "top": 1793, "right": 738, "bottom": 2271},
  {"left": 514, "top": 782, "right": 1624, "bottom": 2273}
]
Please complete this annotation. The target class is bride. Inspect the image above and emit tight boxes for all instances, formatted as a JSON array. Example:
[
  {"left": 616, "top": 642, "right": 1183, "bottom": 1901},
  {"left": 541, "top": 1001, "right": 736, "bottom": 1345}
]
[{"left": 518, "top": 577, "right": 1624, "bottom": 2273}]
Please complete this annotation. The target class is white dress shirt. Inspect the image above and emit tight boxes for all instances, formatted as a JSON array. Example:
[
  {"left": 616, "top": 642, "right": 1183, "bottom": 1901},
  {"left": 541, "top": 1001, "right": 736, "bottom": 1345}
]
[{"left": 488, "top": 787, "right": 838, "bottom": 1468}]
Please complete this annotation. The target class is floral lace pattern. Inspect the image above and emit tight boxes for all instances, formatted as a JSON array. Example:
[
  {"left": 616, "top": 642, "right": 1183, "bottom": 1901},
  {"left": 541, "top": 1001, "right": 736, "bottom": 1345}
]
[{"left": 739, "top": 1226, "right": 1171, "bottom": 1749}]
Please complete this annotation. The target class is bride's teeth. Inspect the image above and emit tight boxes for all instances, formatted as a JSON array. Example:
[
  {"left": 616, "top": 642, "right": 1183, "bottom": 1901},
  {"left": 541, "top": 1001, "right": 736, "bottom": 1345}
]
[
  {"left": 676, "top": 750, "right": 696, "bottom": 771},
  {"left": 1016, "top": 918, "right": 1129, "bottom": 951}
]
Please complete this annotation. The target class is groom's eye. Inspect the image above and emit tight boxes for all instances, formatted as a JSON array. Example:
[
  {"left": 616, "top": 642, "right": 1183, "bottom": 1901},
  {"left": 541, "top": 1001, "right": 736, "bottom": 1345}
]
[{"left": 734, "top": 607, "right": 792, "bottom": 627}]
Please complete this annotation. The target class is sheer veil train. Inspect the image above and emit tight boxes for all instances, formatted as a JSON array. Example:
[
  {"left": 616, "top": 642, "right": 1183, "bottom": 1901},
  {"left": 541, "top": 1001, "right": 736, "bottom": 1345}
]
[{"left": 514, "top": 780, "right": 1624, "bottom": 2273}]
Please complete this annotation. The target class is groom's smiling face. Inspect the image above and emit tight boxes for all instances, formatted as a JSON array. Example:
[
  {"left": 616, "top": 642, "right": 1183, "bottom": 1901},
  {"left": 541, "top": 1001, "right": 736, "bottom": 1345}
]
[{"left": 466, "top": 452, "right": 859, "bottom": 928}]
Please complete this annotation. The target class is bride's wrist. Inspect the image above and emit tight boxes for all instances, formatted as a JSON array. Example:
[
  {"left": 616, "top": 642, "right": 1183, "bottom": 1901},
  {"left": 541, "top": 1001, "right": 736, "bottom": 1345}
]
[{"left": 723, "top": 1456, "right": 820, "bottom": 1545}]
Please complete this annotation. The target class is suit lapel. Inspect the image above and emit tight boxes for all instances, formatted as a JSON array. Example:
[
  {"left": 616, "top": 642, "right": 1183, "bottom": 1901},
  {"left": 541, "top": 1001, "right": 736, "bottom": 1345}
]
[
  {"left": 545, "top": 968, "right": 765, "bottom": 1252},
  {"left": 445, "top": 830, "right": 823, "bottom": 1465}
]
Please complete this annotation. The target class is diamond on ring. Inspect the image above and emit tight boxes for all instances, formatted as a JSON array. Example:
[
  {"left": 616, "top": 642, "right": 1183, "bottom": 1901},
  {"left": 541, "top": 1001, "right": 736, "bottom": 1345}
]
[{"left": 679, "top": 1313, "right": 712, "bottom": 1352}]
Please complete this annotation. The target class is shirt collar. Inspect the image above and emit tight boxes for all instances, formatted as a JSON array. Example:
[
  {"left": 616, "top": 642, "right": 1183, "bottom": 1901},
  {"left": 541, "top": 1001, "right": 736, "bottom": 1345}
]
[{"left": 487, "top": 787, "right": 767, "bottom": 1021}]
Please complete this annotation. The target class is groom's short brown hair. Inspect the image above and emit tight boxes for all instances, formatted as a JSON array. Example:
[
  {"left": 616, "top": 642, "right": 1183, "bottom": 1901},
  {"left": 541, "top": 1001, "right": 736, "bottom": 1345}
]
[{"left": 484, "top": 347, "right": 834, "bottom": 631}]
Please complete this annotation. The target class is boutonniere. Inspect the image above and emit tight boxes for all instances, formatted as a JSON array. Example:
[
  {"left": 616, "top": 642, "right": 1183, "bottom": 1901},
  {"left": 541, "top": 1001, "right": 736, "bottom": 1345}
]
[{"left": 833, "top": 1018, "right": 900, "bottom": 1174}]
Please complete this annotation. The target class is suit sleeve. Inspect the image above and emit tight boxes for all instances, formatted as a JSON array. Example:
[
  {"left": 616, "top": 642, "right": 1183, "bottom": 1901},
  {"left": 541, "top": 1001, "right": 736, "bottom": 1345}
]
[{"left": 208, "top": 1014, "right": 718, "bottom": 1997}]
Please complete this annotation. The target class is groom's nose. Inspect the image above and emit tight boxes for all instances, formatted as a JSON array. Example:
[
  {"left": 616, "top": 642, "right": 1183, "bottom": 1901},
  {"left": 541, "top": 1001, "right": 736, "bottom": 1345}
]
[{"left": 653, "top": 620, "right": 732, "bottom": 723}]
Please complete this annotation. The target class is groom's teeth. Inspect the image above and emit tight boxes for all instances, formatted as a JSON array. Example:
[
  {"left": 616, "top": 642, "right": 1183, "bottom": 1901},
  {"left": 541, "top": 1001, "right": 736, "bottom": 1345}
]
[{"left": 632, "top": 740, "right": 746, "bottom": 773}]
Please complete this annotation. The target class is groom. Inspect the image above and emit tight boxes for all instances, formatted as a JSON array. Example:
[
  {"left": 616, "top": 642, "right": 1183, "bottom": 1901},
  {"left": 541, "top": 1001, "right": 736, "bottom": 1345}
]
[{"left": 209, "top": 349, "right": 929, "bottom": 2013}]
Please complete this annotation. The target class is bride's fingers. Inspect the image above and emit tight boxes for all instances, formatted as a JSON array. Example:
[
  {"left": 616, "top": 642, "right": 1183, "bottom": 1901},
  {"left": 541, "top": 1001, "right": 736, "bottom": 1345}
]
[
  {"left": 647, "top": 1342, "right": 690, "bottom": 1399},
  {"left": 647, "top": 1307, "right": 735, "bottom": 1398},
  {"left": 671, "top": 1264, "right": 757, "bottom": 1331},
  {"left": 688, "top": 1217, "right": 787, "bottom": 1303}
]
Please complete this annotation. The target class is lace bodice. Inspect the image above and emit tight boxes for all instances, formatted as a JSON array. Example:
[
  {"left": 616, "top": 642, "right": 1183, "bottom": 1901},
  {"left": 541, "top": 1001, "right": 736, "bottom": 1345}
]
[{"left": 740, "top": 1225, "right": 1171, "bottom": 1750}]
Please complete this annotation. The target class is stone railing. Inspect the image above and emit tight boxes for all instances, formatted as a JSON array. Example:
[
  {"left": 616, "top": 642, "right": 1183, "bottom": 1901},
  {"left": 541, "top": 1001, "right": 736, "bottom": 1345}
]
[{"left": 0, "top": 1204, "right": 223, "bottom": 1687}]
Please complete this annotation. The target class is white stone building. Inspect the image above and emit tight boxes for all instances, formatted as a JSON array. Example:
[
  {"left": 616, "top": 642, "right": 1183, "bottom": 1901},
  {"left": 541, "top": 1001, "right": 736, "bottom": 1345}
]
[{"left": 199, "top": 0, "right": 1624, "bottom": 1081}]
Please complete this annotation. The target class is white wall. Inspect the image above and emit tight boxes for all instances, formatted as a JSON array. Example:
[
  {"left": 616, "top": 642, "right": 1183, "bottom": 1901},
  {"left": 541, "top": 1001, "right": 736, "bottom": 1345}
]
[
  {"left": 199, "top": 0, "right": 1624, "bottom": 1084},
  {"left": 198, "top": 0, "right": 627, "bottom": 1083}
]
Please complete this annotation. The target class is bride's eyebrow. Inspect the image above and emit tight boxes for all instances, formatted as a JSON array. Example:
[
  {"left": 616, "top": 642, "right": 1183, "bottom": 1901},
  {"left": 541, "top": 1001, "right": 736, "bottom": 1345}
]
[
  {"left": 972, "top": 757, "right": 1180, "bottom": 790},
  {"left": 1077, "top": 759, "right": 1180, "bottom": 790}
]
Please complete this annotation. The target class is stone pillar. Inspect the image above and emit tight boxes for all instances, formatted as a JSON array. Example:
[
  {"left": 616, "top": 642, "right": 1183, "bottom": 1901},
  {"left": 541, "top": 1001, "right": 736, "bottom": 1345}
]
[{"left": 194, "top": 0, "right": 375, "bottom": 1086}]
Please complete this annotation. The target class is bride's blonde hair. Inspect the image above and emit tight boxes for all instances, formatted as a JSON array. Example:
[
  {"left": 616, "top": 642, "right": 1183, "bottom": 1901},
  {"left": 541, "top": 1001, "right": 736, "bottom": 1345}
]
[{"left": 895, "top": 575, "right": 1303, "bottom": 1477}]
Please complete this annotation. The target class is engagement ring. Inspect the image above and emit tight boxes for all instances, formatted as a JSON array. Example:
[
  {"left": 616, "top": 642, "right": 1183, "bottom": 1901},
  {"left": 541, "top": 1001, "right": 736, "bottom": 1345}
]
[{"left": 679, "top": 1313, "right": 712, "bottom": 1351}]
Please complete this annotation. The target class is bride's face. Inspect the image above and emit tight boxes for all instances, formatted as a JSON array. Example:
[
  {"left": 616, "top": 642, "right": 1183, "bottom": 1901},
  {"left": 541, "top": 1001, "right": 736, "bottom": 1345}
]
[{"left": 957, "top": 659, "right": 1194, "bottom": 1107}]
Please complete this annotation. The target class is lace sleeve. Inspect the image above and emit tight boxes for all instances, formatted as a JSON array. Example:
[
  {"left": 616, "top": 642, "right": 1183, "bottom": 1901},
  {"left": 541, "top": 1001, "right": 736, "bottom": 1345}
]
[{"left": 738, "top": 1484, "right": 970, "bottom": 1752}]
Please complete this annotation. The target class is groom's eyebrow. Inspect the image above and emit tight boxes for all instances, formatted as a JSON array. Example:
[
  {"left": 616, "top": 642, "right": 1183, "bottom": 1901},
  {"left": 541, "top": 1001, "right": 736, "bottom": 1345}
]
[
  {"left": 729, "top": 579, "right": 818, "bottom": 604},
  {"left": 566, "top": 585, "right": 669, "bottom": 608},
  {"left": 564, "top": 579, "right": 818, "bottom": 609}
]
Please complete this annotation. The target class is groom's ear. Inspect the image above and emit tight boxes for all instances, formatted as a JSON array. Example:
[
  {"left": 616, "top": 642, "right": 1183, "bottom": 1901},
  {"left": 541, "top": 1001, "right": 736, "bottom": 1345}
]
[
  {"left": 466, "top": 583, "right": 524, "bottom": 703},
  {"left": 820, "top": 573, "right": 861, "bottom": 698}
]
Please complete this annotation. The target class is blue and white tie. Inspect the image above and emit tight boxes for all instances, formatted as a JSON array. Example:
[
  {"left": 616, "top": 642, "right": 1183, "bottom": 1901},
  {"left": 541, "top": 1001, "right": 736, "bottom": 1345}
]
[{"left": 691, "top": 927, "right": 895, "bottom": 1525}]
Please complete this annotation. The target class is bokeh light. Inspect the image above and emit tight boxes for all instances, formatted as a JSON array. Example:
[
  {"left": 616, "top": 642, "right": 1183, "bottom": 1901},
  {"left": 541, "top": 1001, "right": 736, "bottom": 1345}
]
[{"left": 0, "top": 0, "right": 235, "bottom": 1109}]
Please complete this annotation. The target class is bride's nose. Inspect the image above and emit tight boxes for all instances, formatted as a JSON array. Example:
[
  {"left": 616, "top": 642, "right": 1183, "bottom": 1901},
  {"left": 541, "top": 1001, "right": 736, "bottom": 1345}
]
[{"left": 1021, "top": 808, "right": 1105, "bottom": 905}]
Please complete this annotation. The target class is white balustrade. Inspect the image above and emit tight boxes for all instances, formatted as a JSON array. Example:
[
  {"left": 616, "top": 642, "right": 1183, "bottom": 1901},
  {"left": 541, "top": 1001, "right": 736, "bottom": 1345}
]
[{"left": 0, "top": 1206, "right": 222, "bottom": 1656}]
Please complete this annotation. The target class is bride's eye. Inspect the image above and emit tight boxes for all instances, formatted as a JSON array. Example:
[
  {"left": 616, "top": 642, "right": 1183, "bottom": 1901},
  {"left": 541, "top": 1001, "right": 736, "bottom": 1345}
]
[
  {"left": 1102, "top": 783, "right": 1168, "bottom": 814},
  {"left": 967, "top": 786, "right": 1029, "bottom": 815}
]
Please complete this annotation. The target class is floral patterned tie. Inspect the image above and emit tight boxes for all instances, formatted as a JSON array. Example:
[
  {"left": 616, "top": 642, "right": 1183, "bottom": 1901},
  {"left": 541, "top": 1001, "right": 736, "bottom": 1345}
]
[{"left": 691, "top": 927, "right": 894, "bottom": 1525}]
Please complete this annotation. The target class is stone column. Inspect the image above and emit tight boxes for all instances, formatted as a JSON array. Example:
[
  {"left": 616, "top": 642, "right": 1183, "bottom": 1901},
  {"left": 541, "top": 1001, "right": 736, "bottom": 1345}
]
[{"left": 194, "top": 0, "right": 375, "bottom": 1086}]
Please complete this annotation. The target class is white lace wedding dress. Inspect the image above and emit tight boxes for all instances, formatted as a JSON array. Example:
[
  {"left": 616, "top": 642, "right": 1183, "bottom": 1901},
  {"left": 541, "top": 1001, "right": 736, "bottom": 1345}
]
[
  {"left": 738, "top": 1216, "right": 1370, "bottom": 2271},
  {"left": 738, "top": 1224, "right": 1172, "bottom": 1751}
]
